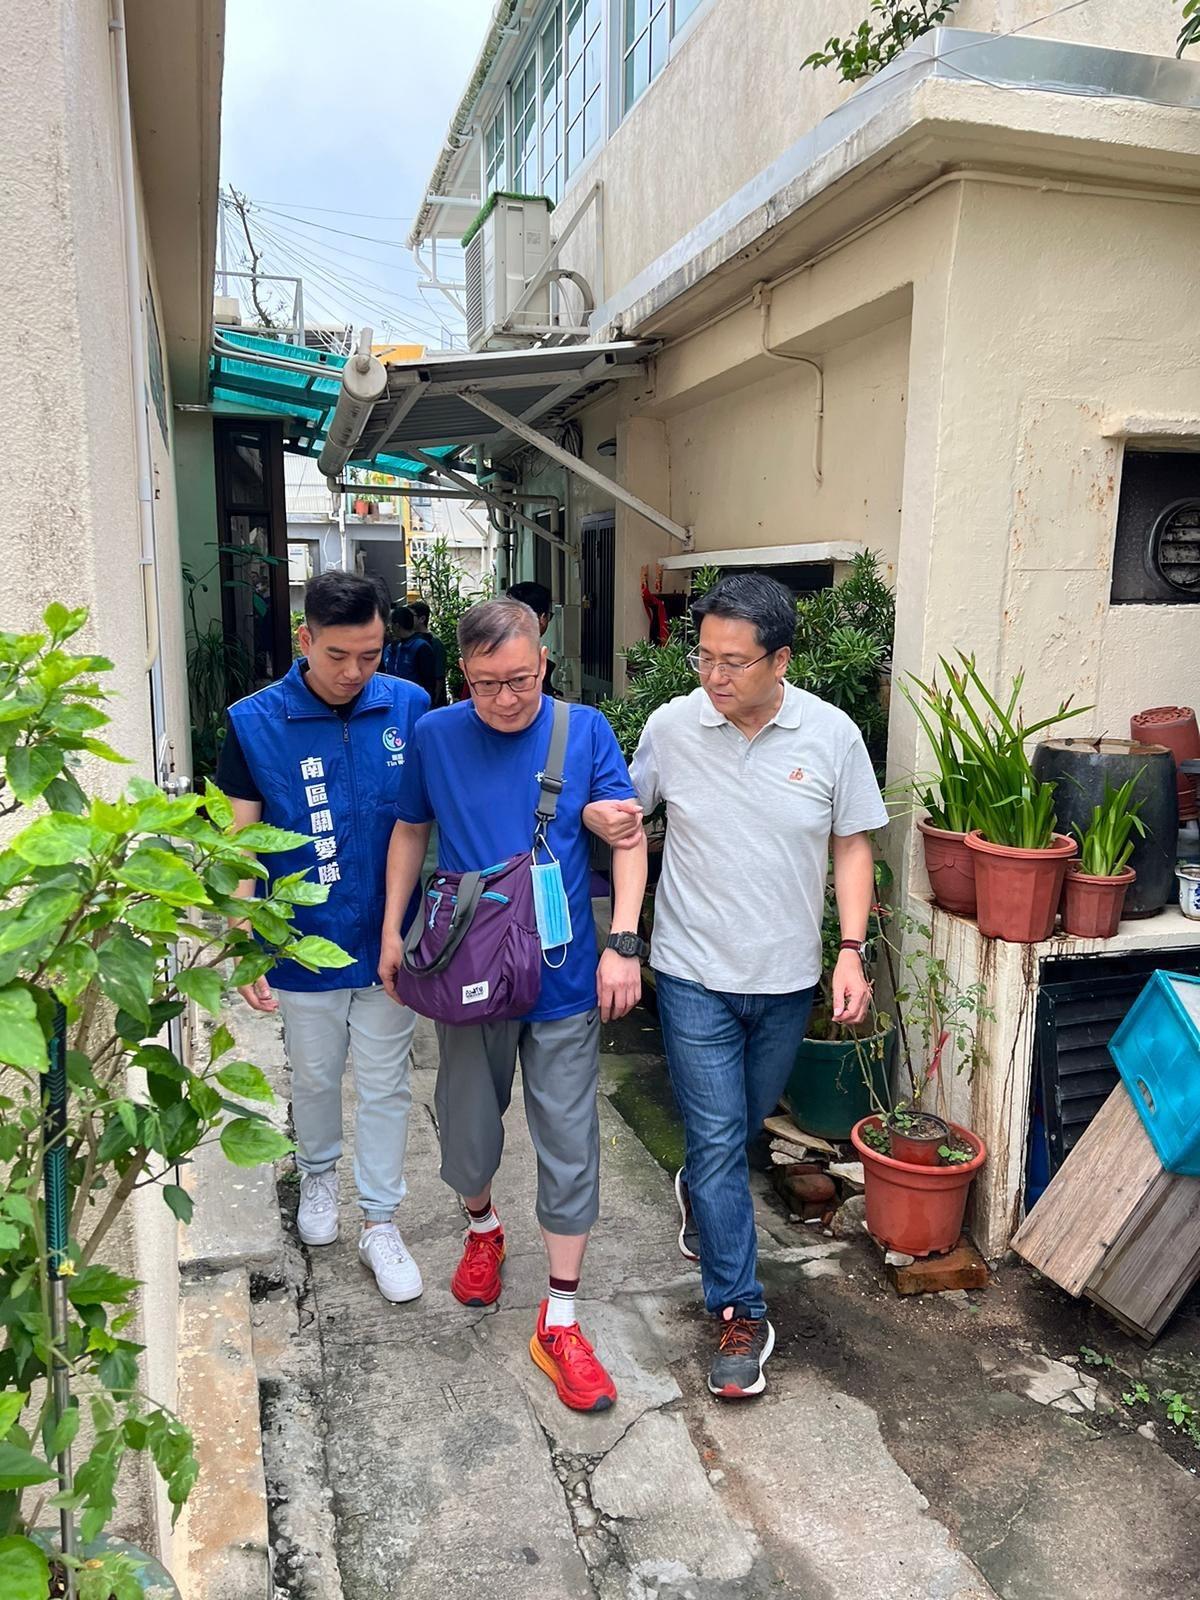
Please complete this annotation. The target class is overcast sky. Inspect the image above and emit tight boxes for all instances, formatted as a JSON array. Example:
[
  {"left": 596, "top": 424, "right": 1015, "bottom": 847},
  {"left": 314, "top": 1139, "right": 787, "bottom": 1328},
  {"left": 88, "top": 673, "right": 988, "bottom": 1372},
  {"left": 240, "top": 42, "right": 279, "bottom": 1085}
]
[{"left": 220, "top": 0, "right": 494, "bottom": 345}]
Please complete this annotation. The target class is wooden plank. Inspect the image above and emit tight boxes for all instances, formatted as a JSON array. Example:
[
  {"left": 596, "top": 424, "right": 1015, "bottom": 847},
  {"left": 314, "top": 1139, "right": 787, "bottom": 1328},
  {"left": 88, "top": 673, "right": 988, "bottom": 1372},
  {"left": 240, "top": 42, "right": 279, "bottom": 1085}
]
[
  {"left": 1085, "top": 1168, "right": 1200, "bottom": 1340},
  {"left": 761, "top": 1114, "right": 838, "bottom": 1155},
  {"left": 1011, "top": 1082, "right": 1163, "bottom": 1296}
]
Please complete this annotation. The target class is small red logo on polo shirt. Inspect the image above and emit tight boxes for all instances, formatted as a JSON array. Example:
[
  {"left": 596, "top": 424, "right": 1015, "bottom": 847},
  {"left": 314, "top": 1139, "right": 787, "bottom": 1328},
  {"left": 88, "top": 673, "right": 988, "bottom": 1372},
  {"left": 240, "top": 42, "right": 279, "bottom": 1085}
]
[{"left": 788, "top": 767, "right": 805, "bottom": 782}]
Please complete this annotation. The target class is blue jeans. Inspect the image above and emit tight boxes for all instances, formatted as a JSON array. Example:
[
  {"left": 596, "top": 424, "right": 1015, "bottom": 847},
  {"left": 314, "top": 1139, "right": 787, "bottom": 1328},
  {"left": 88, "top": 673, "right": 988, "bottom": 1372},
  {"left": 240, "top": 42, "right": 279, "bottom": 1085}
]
[{"left": 655, "top": 972, "right": 816, "bottom": 1320}]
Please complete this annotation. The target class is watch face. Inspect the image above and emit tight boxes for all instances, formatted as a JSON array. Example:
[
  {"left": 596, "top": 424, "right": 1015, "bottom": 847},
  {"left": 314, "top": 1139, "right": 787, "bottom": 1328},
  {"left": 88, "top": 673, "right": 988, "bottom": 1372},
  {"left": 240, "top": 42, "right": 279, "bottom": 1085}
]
[{"left": 612, "top": 932, "right": 642, "bottom": 957}]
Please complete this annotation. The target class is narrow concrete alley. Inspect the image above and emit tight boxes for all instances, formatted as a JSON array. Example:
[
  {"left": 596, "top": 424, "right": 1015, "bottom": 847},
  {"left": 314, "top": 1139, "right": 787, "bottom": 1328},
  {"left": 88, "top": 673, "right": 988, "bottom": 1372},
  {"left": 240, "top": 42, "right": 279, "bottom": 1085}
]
[{"left": 231, "top": 1005, "right": 1200, "bottom": 1600}]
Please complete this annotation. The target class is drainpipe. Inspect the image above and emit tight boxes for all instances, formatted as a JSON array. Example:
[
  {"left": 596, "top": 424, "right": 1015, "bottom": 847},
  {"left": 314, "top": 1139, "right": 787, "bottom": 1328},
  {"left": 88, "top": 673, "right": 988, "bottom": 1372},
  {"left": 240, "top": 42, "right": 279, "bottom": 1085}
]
[
  {"left": 752, "top": 283, "right": 823, "bottom": 486},
  {"left": 109, "top": 0, "right": 169, "bottom": 774}
]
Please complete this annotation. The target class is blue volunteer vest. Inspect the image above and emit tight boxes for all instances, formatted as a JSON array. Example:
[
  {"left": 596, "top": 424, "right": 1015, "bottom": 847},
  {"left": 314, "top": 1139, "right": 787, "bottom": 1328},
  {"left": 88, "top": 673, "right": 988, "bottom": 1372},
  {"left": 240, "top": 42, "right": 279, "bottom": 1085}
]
[{"left": 228, "top": 661, "right": 427, "bottom": 992}]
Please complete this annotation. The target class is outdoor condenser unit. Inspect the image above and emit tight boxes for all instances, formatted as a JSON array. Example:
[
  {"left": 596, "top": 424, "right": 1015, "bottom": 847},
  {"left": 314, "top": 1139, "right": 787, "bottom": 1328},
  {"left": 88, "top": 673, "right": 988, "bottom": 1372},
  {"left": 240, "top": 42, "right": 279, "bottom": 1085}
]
[{"left": 464, "top": 195, "right": 552, "bottom": 352}]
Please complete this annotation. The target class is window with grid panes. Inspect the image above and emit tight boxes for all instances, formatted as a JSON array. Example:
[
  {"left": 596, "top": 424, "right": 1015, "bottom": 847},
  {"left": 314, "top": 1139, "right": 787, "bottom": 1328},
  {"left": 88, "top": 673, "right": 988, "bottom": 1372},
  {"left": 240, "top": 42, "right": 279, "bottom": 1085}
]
[
  {"left": 623, "top": 0, "right": 701, "bottom": 112},
  {"left": 565, "top": 0, "right": 603, "bottom": 176},
  {"left": 539, "top": 6, "right": 563, "bottom": 201},
  {"left": 511, "top": 51, "right": 538, "bottom": 194},
  {"left": 484, "top": 104, "right": 507, "bottom": 193}
]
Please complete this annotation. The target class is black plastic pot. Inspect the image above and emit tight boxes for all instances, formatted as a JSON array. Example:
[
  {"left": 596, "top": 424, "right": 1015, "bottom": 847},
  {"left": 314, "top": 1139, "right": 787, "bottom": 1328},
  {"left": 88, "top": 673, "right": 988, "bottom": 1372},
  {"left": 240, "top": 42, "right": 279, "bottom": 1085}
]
[{"left": 1032, "top": 738, "right": 1178, "bottom": 917}]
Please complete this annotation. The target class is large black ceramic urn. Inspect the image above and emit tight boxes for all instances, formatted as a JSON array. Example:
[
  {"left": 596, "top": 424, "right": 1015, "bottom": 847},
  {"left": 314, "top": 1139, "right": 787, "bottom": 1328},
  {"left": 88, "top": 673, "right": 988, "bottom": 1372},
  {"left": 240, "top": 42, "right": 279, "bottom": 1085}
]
[{"left": 1032, "top": 738, "right": 1178, "bottom": 917}]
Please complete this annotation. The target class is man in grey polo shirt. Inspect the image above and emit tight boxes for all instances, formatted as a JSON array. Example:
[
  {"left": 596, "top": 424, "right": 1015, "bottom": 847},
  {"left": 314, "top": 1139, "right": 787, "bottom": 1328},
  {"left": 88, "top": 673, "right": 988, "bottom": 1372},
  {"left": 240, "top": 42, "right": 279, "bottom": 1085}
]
[{"left": 591, "top": 572, "right": 886, "bottom": 1398}]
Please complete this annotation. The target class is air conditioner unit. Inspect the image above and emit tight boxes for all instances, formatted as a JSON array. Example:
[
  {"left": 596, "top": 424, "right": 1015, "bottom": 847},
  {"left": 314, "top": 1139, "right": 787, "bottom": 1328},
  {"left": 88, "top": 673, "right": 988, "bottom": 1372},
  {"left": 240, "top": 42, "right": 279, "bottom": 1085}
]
[
  {"left": 287, "top": 543, "right": 312, "bottom": 583},
  {"left": 464, "top": 195, "right": 552, "bottom": 352}
]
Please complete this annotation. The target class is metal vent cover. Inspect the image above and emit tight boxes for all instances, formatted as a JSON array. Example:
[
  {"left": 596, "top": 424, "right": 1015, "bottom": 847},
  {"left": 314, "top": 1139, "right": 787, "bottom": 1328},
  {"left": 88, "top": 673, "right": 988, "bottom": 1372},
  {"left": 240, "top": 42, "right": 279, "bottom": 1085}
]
[
  {"left": 1111, "top": 449, "right": 1200, "bottom": 604},
  {"left": 1154, "top": 501, "right": 1200, "bottom": 594},
  {"left": 464, "top": 231, "right": 484, "bottom": 347}
]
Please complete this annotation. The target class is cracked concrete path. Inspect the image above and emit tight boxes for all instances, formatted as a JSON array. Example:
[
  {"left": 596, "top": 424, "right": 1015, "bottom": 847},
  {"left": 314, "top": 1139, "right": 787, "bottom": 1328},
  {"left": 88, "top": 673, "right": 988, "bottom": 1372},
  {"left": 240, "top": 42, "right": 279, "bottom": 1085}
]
[
  {"left": 248, "top": 1010, "right": 1001, "bottom": 1600},
  {"left": 238, "top": 997, "right": 1200, "bottom": 1600}
]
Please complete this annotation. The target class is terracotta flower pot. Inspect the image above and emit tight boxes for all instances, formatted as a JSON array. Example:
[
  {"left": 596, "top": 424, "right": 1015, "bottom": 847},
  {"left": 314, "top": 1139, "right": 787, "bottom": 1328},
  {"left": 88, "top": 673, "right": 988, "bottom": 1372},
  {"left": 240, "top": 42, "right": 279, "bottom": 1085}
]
[
  {"left": 1061, "top": 862, "right": 1136, "bottom": 939},
  {"left": 917, "top": 816, "right": 977, "bottom": 916},
  {"left": 964, "top": 830, "right": 1076, "bottom": 943},
  {"left": 886, "top": 1111, "right": 950, "bottom": 1167},
  {"left": 851, "top": 1116, "right": 987, "bottom": 1257},
  {"left": 1131, "top": 706, "right": 1199, "bottom": 822}
]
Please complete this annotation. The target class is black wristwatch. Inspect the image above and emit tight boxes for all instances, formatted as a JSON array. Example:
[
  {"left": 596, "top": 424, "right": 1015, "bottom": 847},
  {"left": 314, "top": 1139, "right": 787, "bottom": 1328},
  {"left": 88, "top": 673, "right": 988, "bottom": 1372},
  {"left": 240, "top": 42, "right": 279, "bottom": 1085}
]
[{"left": 606, "top": 931, "right": 649, "bottom": 960}]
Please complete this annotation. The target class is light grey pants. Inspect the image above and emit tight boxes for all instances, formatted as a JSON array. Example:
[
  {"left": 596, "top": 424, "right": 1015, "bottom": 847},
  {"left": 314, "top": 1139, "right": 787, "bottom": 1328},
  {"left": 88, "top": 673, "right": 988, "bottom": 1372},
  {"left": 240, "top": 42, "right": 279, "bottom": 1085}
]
[
  {"left": 276, "top": 985, "right": 417, "bottom": 1222},
  {"left": 434, "top": 1009, "right": 601, "bottom": 1235}
]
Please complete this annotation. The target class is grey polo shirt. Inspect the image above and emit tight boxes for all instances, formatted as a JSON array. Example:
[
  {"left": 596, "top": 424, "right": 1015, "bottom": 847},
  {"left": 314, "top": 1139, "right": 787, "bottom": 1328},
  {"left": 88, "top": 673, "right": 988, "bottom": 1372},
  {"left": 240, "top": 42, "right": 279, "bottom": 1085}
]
[{"left": 630, "top": 683, "right": 888, "bottom": 995}]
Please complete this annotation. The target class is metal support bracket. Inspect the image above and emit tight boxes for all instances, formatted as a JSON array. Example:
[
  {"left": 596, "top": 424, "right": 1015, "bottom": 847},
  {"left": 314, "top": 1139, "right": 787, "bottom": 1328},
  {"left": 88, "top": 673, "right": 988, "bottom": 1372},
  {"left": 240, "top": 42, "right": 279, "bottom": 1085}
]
[
  {"left": 459, "top": 388, "right": 694, "bottom": 550},
  {"left": 407, "top": 449, "right": 571, "bottom": 555}
]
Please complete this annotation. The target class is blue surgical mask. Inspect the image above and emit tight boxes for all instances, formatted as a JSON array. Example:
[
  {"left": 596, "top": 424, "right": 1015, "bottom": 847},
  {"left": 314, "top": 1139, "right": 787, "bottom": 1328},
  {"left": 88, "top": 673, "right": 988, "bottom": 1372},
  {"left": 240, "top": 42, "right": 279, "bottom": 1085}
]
[{"left": 531, "top": 846, "right": 572, "bottom": 965}]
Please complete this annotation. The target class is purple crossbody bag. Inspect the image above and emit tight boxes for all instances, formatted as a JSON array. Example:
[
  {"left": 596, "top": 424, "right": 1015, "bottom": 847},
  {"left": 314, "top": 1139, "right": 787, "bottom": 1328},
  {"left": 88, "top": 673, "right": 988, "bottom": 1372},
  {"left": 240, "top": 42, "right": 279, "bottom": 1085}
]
[{"left": 393, "top": 700, "right": 569, "bottom": 1026}]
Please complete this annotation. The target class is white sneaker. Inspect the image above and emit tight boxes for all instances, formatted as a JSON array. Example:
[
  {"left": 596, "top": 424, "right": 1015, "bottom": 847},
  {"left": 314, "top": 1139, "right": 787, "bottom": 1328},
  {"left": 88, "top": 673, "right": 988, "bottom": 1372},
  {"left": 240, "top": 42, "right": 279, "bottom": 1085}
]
[
  {"left": 358, "top": 1223, "right": 423, "bottom": 1304},
  {"left": 297, "top": 1169, "right": 339, "bottom": 1246}
]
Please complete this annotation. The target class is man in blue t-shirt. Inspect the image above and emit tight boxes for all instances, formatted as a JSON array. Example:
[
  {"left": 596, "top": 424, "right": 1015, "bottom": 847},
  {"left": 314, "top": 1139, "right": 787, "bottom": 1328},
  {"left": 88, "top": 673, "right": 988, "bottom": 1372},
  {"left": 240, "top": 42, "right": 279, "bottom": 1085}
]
[{"left": 380, "top": 597, "right": 648, "bottom": 1414}]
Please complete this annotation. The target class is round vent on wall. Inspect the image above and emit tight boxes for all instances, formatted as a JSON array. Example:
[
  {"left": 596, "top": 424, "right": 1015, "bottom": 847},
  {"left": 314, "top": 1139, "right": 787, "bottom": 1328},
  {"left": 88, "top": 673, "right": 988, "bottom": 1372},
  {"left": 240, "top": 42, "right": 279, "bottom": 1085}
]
[{"left": 1152, "top": 501, "right": 1200, "bottom": 594}]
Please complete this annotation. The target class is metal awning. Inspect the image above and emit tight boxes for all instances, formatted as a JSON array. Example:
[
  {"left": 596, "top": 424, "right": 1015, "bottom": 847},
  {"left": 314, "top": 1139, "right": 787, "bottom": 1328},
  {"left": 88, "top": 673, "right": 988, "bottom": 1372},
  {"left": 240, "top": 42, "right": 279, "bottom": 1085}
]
[
  {"left": 353, "top": 341, "right": 651, "bottom": 458},
  {"left": 319, "top": 339, "right": 692, "bottom": 548},
  {"left": 209, "top": 329, "right": 458, "bottom": 480}
]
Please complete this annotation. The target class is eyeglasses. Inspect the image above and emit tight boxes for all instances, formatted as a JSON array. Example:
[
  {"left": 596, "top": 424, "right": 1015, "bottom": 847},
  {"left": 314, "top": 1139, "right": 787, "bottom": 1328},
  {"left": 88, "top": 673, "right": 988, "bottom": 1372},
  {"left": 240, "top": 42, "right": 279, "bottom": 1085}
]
[
  {"left": 464, "top": 670, "right": 541, "bottom": 698},
  {"left": 687, "top": 649, "right": 770, "bottom": 679}
]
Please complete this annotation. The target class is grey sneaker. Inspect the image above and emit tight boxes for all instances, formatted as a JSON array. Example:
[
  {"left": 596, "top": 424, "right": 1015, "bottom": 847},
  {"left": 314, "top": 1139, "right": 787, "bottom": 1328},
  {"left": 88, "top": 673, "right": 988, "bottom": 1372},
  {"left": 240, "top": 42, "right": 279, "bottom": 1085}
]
[
  {"left": 675, "top": 1168, "right": 700, "bottom": 1262},
  {"left": 708, "top": 1312, "right": 775, "bottom": 1399},
  {"left": 297, "top": 1169, "right": 339, "bottom": 1246}
]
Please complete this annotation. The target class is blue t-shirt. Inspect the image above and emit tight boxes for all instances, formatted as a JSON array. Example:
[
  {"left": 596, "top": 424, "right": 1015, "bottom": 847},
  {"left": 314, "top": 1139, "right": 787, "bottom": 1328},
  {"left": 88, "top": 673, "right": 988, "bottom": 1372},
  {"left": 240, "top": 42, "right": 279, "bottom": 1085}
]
[{"left": 398, "top": 697, "right": 635, "bottom": 1021}]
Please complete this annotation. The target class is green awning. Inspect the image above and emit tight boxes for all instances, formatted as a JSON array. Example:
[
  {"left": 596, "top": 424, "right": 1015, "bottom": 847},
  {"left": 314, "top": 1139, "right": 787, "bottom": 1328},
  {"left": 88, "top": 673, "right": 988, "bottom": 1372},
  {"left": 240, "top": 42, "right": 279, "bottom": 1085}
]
[{"left": 209, "top": 329, "right": 459, "bottom": 481}]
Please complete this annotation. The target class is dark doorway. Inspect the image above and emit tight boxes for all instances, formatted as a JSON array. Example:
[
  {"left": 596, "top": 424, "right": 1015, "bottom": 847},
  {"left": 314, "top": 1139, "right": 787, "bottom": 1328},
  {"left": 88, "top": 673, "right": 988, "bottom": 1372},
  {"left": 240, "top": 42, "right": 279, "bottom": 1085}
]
[
  {"left": 213, "top": 419, "right": 291, "bottom": 687},
  {"left": 580, "top": 511, "right": 615, "bottom": 706}
]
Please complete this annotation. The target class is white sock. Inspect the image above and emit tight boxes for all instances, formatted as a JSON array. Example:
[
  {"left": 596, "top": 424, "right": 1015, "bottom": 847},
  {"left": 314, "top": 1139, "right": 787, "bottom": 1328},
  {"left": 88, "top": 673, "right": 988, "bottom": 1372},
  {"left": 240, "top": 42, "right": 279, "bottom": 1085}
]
[
  {"left": 545, "top": 1280, "right": 578, "bottom": 1329},
  {"left": 467, "top": 1204, "right": 499, "bottom": 1235}
]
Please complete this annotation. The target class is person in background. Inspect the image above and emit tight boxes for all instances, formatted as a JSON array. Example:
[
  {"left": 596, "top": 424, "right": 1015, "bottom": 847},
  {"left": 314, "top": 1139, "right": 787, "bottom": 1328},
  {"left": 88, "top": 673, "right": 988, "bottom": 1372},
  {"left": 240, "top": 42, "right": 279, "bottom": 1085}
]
[
  {"left": 379, "top": 596, "right": 647, "bottom": 1414},
  {"left": 507, "top": 581, "right": 556, "bottom": 696},
  {"left": 382, "top": 604, "right": 438, "bottom": 701},
  {"left": 409, "top": 599, "right": 448, "bottom": 707},
  {"left": 586, "top": 572, "right": 887, "bottom": 1400},
  {"left": 217, "top": 571, "right": 429, "bottom": 1305}
]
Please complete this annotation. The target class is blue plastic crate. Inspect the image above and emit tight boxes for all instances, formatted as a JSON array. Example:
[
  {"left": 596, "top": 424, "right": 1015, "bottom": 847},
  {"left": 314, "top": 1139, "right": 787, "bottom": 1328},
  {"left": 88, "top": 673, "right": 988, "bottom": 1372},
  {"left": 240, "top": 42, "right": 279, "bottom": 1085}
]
[{"left": 1109, "top": 970, "right": 1200, "bottom": 1177}]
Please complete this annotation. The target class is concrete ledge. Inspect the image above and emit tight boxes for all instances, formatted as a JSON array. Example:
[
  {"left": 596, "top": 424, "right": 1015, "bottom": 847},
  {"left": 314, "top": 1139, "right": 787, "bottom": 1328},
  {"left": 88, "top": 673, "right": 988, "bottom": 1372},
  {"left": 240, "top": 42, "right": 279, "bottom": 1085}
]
[
  {"left": 180, "top": 1003, "right": 288, "bottom": 1279},
  {"left": 175, "top": 1270, "right": 272, "bottom": 1600}
]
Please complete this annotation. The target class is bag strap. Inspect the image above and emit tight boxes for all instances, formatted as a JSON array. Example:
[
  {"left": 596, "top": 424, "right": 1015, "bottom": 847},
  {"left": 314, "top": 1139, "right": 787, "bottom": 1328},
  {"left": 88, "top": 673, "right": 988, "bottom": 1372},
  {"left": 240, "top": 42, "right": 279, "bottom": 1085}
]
[
  {"left": 534, "top": 698, "right": 571, "bottom": 829},
  {"left": 401, "top": 871, "right": 486, "bottom": 976}
]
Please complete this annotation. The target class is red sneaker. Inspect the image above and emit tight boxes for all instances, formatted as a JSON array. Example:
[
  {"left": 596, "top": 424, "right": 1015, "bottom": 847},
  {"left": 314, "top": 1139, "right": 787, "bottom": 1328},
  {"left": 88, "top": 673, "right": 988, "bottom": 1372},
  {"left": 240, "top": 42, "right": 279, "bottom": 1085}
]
[
  {"left": 529, "top": 1300, "right": 617, "bottom": 1412},
  {"left": 450, "top": 1225, "right": 505, "bottom": 1306}
]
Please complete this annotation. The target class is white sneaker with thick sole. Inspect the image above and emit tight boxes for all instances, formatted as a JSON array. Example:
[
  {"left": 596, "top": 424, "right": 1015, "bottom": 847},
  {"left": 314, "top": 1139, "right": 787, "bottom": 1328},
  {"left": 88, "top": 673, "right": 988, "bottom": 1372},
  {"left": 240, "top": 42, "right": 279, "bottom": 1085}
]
[
  {"left": 358, "top": 1223, "right": 423, "bottom": 1304},
  {"left": 297, "top": 1169, "right": 339, "bottom": 1246}
]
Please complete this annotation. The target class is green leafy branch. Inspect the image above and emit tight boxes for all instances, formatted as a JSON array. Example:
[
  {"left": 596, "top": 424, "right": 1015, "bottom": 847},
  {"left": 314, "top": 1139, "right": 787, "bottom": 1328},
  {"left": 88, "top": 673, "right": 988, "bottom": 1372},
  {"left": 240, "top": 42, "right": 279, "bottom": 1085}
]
[{"left": 0, "top": 607, "right": 352, "bottom": 1588}]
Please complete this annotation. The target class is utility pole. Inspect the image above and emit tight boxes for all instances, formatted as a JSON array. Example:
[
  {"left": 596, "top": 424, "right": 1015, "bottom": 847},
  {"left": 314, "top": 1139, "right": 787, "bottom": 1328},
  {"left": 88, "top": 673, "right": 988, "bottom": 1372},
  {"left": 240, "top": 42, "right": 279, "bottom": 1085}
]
[{"left": 219, "top": 185, "right": 229, "bottom": 295}]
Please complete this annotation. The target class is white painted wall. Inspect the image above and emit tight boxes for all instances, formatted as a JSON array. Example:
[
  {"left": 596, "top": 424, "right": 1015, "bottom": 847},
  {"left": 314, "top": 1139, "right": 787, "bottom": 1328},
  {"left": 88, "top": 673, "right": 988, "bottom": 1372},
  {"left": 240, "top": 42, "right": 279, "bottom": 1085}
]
[{"left": 0, "top": 0, "right": 205, "bottom": 1561}]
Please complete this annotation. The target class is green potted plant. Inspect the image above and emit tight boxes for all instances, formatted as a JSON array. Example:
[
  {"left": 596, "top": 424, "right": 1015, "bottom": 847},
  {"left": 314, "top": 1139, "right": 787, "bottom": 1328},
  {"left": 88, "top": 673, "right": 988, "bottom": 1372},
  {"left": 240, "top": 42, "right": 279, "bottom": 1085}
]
[
  {"left": 900, "top": 671, "right": 978, "bottom": 915},
  {"left": 1061, "top": 774, "right": 1146, "bottom": 938},
  {"left": 786, "top": 877, "right": 893, "bottom": 1141},
  {"left": 852, "top": 912, "right": 993, "bottom": 1256},
  {"left": 0, "top": 606, "right": 349, "bottom": 1598},
  {"left": 942, "top": 655, "right": 1087, "bottom": 942}
]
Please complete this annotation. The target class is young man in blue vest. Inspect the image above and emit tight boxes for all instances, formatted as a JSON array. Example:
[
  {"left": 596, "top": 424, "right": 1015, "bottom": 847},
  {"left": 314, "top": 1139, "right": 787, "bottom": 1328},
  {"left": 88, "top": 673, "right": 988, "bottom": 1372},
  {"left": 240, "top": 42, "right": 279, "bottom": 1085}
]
[{"left": 217, "top": 571, "right": 429, "bottom": 1304}]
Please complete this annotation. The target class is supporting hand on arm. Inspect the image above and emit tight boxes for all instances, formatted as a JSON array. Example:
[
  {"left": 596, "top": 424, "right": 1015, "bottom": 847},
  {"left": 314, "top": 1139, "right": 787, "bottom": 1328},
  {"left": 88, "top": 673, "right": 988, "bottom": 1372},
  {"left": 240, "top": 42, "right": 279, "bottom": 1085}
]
[
  {"left": 597, "top": 822, "right": 648, "bottom": 1022},
  {"left": 830, "top": 830, "right": 875, "bottom": 1027},
  {"left": 582, "top": 798, "right": 646, "bottom": 851},
  {"left": 379, "top": 820, "right": 432, "bottom": 1000}
]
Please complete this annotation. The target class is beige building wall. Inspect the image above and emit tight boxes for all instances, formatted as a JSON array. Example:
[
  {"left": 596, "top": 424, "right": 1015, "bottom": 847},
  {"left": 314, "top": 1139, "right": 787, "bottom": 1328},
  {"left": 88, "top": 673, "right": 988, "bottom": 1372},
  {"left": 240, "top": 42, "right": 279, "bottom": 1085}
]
[
  {"left": 890, "top": 178, "right": 1200, "bottom": 865},
  {"left": 546, "top": 0, "right": 1182, "bottom": 301}
]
